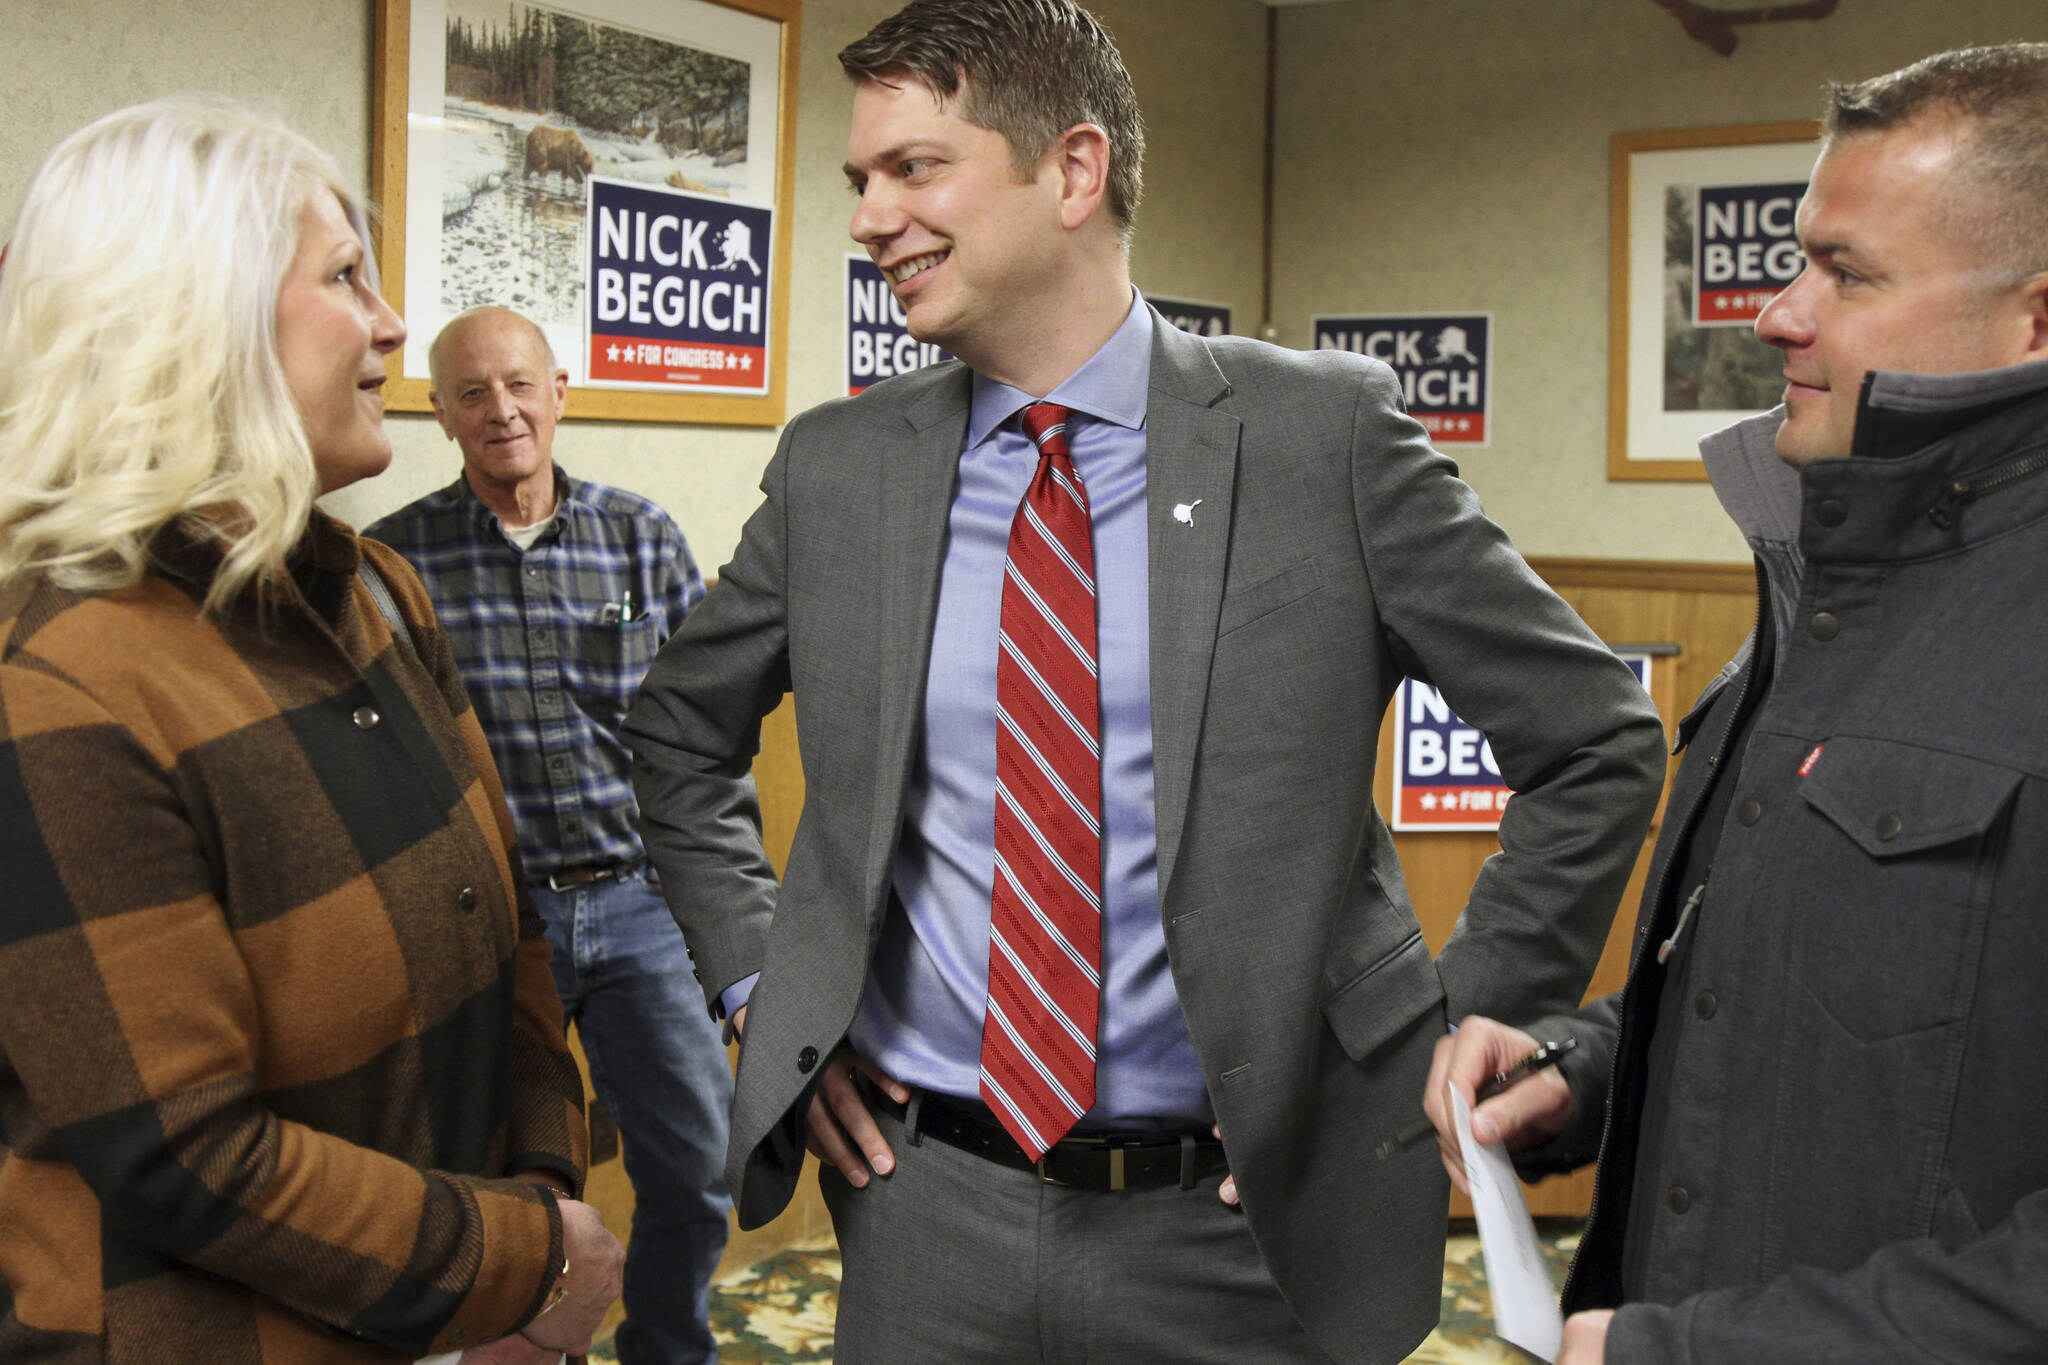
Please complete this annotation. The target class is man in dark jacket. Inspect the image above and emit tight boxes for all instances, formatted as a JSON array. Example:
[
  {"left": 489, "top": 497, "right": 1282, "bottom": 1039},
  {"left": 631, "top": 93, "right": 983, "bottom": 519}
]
[{"left": 1429, "top": 42, "right": 2048, "bottom": 1364}]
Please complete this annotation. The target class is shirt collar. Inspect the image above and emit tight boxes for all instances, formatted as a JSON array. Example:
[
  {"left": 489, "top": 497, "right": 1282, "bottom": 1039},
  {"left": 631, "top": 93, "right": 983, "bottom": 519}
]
[
  {"left": 452, "top": 463, "right": 577, "bottom": 537},
  {"left": 965, "top": 287, "right": 1153, "bottom": 448}
]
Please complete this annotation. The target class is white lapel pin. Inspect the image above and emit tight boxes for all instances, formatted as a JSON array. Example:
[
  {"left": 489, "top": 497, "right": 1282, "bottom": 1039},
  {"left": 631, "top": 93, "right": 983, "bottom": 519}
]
[{"left": 1172, "top": 499, "right": 1204, "bottom": 527}]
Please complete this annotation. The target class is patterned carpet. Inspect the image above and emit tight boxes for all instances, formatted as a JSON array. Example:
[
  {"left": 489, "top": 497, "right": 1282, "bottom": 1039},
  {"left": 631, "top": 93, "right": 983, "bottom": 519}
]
[{"left": 590, "top": 1219, "right": 1581, "bottom": 1363}]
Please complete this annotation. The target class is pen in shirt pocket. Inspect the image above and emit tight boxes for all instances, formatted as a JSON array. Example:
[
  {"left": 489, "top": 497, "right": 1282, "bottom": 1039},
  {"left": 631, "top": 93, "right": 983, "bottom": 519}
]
[{"left": 597, "top": 588, "right": 635, "bottom": 628}]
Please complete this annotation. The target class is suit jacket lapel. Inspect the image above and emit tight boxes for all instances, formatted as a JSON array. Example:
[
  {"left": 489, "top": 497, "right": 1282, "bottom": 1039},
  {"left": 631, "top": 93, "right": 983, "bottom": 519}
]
[
  {"left": 866, "top": 367, "right": 972, "bottom": 910},
  {"left": 1144, "top": 319, "right": 1241, "bottom": 901}
]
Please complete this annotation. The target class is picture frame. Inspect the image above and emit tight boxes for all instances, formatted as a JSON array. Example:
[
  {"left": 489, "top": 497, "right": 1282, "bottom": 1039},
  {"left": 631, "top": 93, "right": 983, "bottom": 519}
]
[
  {"left": 1607, "top": 121, "right": 1819, "bottom": 480},
  {"left": 372, "top": 0, "right": 800, "bottom": 425}
]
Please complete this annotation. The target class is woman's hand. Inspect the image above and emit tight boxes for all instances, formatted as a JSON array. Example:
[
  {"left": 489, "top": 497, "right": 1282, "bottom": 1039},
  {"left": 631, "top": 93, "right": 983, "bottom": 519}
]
[{"left": 517, "top": 1198, "right": 624, "bottom": 1355}]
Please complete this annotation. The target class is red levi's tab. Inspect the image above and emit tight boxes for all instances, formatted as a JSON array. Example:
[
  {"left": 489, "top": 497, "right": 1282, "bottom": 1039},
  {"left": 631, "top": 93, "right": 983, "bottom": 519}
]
[{"left": 1799, "top": 743, "right": 1824, "bottom": 778}]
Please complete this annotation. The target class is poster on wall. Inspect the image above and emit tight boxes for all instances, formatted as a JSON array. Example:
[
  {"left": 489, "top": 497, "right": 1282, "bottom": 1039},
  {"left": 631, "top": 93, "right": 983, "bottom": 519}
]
[
  {"left": 1609, "top": 122, "right": 1819, "bottom": 479},
  {"left": 1148, "top": 295, "right": 1232, "bottom": 337},
  {"left": 1393, "top": 654, "right": 1653, "bottom": 832},
  {"left": 586, "top": 178, "right": 772, "bottom": 394},
  {"left": 1315, "top": 312, "right": 1491, "bottom": 446},
  {"left": 372, "top": 0, "right": 798, "bottom": 424},
  {"left": 845, "top": 254, "right": 951, "bottom": 396},
  {"left": 1692, "top": 181, "right": 1806, "bottom": 326}
]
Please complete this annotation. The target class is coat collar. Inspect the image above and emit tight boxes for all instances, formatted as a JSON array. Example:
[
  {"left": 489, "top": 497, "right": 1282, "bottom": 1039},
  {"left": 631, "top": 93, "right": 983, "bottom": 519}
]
[{"left": 1703, "top": 357, "right": 2048, "bottom": 566}]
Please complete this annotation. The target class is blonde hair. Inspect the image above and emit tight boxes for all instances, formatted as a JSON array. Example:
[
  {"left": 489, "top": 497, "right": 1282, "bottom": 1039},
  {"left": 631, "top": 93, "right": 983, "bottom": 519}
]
[{"left": 0, "top": 98, "right": 373, "bottom": 614}]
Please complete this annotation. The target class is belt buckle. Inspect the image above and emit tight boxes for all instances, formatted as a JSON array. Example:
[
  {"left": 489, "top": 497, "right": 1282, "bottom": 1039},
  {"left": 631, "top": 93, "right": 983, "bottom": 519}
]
[
  {"left": 1035, "top": 1145, "right": 1126, "bottom": 1191},
  {"left": 546, "top": 864, "right": 623, "bottom": 893}
]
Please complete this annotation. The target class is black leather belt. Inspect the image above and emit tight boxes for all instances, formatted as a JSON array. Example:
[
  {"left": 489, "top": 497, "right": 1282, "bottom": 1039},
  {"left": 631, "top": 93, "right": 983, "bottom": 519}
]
[
  {"left": 872, "top": 1088, "right": 1228, "bottom": 1193},
  {"left": 542, "top": 861, "right": 637, "bottom": 892}
]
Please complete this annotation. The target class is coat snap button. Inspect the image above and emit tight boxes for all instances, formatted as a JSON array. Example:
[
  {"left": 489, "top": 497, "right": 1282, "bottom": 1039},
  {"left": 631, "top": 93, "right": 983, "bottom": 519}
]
[
  {"left": 353, "top": 706, "right": 380, "bottom": 729},
  {"left": 1875, "top": 813, "right": 1902, "bottom": 841},
  {"left": 457, "top": 887, "right": 478, "bottom": 911},
  {"left": 1695, "top": 991, "right": 1718, "bottom": 1019},
  {"left": 1810, "top": 612, "right": 1840, "bottom": 641},
  {"left": 1816, "top": 499, "right": 1847, "bottom": 527},
  {"left": 1736, "top": 797, "right": 1762, "bottom": 826},
  {"left": 797, "top": 1046, "right": 819, "bottom": 1073},
  {"left": 1668, "top": 1185, "right": 1692, "bottom": 1214}
]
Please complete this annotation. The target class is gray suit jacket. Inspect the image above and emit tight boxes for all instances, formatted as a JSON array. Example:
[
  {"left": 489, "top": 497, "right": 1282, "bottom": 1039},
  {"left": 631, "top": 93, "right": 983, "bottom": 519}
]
[{"left": 626, "top": 313, "right": 1665, "bottom": 1363}]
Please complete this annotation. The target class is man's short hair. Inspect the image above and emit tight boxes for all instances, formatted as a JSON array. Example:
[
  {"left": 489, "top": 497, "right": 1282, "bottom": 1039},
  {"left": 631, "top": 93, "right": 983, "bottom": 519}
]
[
  {"left": 1824, "top": 42, "right": 2048, "bottom": 279},
  {"left": 839, "top": 0, "right": 1144, "bottom": 241}
]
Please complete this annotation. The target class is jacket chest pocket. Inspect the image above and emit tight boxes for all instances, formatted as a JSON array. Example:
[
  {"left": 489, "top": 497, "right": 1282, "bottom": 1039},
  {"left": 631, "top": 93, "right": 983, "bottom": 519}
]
[{"left": 1789, "top": 737, "right": 2018, "bottom": 1042}]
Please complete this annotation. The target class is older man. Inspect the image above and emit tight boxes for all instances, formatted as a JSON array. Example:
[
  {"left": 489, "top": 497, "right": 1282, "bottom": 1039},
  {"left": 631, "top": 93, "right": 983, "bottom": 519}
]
[
  {"left": 624, "top": 3, "right": 1665, "bottom": 1361},
  {"left": 368, "top": 307, "right": 731, "bottom": 1365},
  {"left": 1432, "top": 43, "right": 2048, "bottom": 1364}
]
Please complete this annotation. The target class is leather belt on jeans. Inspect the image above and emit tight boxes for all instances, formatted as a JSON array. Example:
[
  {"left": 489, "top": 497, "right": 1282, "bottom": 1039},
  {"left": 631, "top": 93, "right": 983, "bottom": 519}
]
[
  {"left": 870, "top": 1087, "right": 1228, "bottom": 1193},
  {"left": 542, "top": 861, "right": 637, "bottom": 892}
]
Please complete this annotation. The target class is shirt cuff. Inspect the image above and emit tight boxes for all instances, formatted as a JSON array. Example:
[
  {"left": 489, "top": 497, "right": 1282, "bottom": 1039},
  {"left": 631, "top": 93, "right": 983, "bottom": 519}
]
[{"left": 719, "top": 973, "right": 760, "bottom": 1044}]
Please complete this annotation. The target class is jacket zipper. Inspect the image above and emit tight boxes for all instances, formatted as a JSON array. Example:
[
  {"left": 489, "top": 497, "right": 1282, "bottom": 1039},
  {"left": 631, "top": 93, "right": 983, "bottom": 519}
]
[
  {"left": 1928, "top": 445, "right": 2048, "bottom": 528},
  {"left": 1561, "top": 557, "right": 1767, "bottom": 1307}
]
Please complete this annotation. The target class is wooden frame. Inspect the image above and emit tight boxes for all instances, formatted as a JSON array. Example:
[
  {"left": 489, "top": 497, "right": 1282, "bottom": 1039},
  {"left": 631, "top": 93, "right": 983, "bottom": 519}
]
[
  {"left": 372, "top": 0, "right": 800, "bottom": 425},
  {"left": 1607, "top": 122, "right": 1818, "bottom": 481}
]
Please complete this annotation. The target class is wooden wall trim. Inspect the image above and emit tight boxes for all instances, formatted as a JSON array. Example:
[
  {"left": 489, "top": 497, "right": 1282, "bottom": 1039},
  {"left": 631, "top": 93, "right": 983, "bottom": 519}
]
[{"left": 1528, "top": 557, "right": 1754, "bottom": 595}]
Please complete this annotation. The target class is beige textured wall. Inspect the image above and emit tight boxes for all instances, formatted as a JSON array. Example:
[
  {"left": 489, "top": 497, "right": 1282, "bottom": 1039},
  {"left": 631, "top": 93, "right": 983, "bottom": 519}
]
[
  {"left": 13, "top": 1, "right": 2045, "bottom": 569},
  {"left": 1, "top": 0, "right": 1265, "bottom": 571},
  {"left": 1270, "top": 0, "right": 2048, "bottom": 564}
]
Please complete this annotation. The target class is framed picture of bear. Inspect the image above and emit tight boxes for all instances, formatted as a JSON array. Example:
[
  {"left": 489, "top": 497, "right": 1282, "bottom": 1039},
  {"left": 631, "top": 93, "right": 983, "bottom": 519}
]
[{"left": 373, "top": 0, "right": 800, "bottom": 424}]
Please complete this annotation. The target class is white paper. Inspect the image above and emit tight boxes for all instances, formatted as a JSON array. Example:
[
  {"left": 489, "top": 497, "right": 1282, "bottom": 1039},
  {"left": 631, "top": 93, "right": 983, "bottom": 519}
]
[{"left": 1451, "top": 1085, "right": 1564, "bottom": 1362}]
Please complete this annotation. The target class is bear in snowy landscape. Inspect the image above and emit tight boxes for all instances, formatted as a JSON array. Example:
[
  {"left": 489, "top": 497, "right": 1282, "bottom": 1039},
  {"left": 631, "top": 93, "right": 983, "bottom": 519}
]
[{"left": 523, "top": 125, "right": 592, "bottom": 183}]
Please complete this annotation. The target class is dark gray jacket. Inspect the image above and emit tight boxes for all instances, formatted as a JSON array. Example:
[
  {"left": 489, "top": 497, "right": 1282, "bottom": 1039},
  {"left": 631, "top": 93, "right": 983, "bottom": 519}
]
[{"left": 1528, "top": 358, "right": 2048, "bottom": 1361}]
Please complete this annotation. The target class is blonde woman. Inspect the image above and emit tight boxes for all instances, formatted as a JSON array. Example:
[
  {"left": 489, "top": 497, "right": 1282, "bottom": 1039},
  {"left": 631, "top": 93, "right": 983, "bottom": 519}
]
[{"left": 0, "top": 100, "right": 622, "bottom": 1363}]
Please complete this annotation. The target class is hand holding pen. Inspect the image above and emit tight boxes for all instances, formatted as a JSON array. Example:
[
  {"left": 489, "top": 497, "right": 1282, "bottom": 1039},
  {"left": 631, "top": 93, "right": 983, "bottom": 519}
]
[{"left": 1410, "top": 1018, "right": 1582, "bottom": 1194}]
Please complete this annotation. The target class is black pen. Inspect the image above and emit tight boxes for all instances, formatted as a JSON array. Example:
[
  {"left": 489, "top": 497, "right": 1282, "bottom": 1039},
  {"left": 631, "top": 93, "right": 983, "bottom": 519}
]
[{"left": 1372, "top": 1035, "right": 1577, "bottom": 1162}]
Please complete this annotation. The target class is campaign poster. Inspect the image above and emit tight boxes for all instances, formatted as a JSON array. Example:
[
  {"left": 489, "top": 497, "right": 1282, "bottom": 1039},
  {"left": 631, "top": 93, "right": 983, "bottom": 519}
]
[
  {"left": 1314, "top": 312, "right": 1491, "bottom": 445},
  {"left": 1392, "top": 654, "right": 1652, "bottom": 832},
  {"left": 1692, "top": 181, "right": 1805, "bottom": 326},
  {"left": 585, "top": 176, "right": 772, "bottom": 394},
  {"left": 845, "top": 254, "right": 951, "bottom": 396},
  {"left": 1149, "top": 295, "right": 1232, "bottom": 338}
]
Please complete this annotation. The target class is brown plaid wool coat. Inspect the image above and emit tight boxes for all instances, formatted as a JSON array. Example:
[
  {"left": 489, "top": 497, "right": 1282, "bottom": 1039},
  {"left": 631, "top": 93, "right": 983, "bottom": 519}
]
[{"left": 0, "top": 512, "right": 590, "bottom": 1362}]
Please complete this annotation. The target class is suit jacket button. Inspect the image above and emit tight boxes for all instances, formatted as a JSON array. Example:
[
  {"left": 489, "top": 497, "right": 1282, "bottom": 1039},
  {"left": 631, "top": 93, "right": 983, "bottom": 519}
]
[{"left": 797, "top": 1046, "right": 819, "bottom": 1073}]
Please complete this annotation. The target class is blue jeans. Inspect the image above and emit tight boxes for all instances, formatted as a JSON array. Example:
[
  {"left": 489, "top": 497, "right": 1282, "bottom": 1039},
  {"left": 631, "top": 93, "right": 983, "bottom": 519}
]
[{"left": 531, "top": 867, "right": 733, "bottom": 1365}]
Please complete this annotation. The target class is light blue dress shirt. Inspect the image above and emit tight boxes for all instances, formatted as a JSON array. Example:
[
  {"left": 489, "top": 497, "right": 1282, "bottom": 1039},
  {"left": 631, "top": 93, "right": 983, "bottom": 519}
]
[{"left": 845, "top": 292, "right": 1211, "bottom": 1128}]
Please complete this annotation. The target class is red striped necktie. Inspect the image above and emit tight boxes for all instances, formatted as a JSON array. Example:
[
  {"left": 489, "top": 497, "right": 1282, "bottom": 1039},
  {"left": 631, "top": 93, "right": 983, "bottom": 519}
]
[{"left": 978, "top": 402, "right": 1104, "bottom": 1160}]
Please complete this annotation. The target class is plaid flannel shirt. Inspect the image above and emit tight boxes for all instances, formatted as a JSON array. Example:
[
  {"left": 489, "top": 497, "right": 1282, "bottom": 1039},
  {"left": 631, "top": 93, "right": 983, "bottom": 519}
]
[
  {"left": 368, "top": 469, "right": 704, "bottom": 880},
  {"left": 0, "top": 513, "right": 588, "bottom": 1362}
]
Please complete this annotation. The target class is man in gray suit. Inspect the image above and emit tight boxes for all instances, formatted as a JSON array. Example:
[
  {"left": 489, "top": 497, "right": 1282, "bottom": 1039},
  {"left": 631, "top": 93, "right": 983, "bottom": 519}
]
[
  {"left": 626, "top": 1, "right": 1664, "bottom": 1360},
  {"left": 1430, "top": 43, "right": 2048, "bottom": 1365}
]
